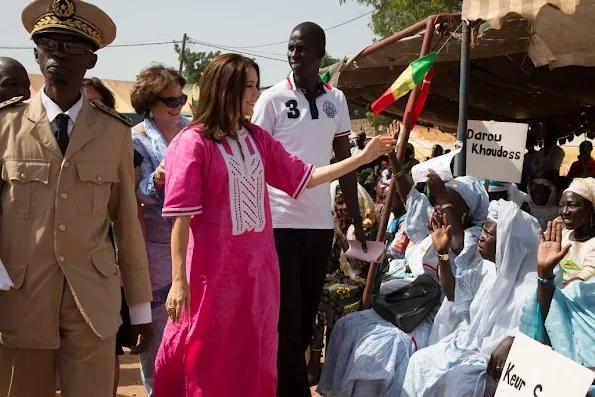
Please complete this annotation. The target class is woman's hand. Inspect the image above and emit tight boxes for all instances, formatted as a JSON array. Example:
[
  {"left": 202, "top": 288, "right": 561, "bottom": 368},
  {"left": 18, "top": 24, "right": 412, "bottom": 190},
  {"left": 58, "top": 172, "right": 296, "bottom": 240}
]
[
  {"left": 487, "top": 336, "right": 515, "bottom": 381},
  {"left": 427, "top": 169, "right": 448, "bottom": 204},
  {"left": 537, "top": 220, "right": 571, "bottom": 278},
  {"left": 361, "top": 135, "right": 397, "bottom": 164},
  {"left": 166, "top": 278, "right": 191, "bottom": 324},
  {"left": 429, "top": 213, "right": 451, "bottom": 255},
  {"left": 154, "top": 160, "right": 166, "bottom": 184}
]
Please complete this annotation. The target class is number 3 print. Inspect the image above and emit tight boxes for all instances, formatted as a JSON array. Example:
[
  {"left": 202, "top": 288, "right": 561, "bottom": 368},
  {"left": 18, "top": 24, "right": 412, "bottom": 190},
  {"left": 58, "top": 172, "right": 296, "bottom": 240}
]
[{"left": 285, "top": 100, "right": 300, "bottom": 119}]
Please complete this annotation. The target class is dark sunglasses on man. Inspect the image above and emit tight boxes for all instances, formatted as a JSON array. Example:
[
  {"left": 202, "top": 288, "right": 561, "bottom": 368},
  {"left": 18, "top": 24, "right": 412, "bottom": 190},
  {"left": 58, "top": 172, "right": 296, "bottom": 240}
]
[
  {"left": 34, "top": 37, "right": 95, "bottom": 55},
  {"left": 158, "top": 94, "right": 188, "bottom": 108}
]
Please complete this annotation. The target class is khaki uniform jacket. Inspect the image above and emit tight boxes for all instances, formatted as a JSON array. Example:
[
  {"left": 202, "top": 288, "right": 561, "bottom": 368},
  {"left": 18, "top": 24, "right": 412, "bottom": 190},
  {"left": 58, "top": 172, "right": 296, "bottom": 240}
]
[{"left": 0, "top": 93, "right": 152, "bottom": 349}]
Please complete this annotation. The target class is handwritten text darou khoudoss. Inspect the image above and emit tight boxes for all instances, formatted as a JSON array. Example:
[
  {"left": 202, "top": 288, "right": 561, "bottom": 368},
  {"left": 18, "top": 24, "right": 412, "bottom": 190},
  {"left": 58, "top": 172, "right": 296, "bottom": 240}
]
[{"left": 468, "top": 129, "right": 522, "bottom": 160}]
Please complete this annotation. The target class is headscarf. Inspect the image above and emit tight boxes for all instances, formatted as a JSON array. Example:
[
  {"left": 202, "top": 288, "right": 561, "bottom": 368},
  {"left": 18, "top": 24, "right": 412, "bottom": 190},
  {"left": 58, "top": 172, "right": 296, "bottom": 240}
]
[
  {"left": 330, "top": 180, "right": 377, "bottom": 229},
  {"left": 564, "top": 177, "right": 595, "bottom": 204},
  {"left": 445, "top": 176, "right": 490, "bottom": 226},
  {"left": 507, "top": 183, "right": 531, "bottom": 207},
  {"left": 528, "top": 179, "right": 559, "bottom": 229},
  {"left": 487, "top": 200, "right": 499, "bottom": 222},
  {"left": 529, "top": 179, "right": 558, "bottom": 206},
  {"left": 475, "top": 200, "right": 539, "bottom": 351}
]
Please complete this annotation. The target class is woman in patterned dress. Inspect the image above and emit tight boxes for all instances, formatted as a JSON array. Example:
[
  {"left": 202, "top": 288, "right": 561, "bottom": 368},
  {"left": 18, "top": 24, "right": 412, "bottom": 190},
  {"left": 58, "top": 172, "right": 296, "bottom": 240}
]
[
  {"left": 130, "top": 65, "right": 191, "bottom": 396},
  {"left": 152, "top": 54, "right": 396, "bottom": 397}
]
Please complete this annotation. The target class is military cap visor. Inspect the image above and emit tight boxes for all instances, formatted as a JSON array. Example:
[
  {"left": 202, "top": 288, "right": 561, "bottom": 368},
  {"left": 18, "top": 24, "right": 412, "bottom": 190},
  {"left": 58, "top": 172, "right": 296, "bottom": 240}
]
[
  {"left": 32, "top": 28, "right": 100, "bottom": 51},
  {"left": 22, "top": 0, "right": 116, "bottom": 49}
]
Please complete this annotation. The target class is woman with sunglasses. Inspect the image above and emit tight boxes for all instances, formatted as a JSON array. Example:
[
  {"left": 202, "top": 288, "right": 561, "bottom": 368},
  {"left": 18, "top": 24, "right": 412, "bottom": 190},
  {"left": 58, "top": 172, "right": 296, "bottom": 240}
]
[{"left": 130, "top": 64, "right": 190, "bottom": 397}]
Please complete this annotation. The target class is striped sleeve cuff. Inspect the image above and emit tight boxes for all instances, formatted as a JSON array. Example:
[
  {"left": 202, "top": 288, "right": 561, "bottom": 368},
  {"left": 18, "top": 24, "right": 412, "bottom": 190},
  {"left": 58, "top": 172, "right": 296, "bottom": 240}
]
[
  {"left": 292, "top": 164, "right": 315, "bottom": 200},
  {"left": 334, "top": 131, "right": 351, "bottom": 139},
  {"left": 162, "top": 205, "right": 203, "bottom": 218}
]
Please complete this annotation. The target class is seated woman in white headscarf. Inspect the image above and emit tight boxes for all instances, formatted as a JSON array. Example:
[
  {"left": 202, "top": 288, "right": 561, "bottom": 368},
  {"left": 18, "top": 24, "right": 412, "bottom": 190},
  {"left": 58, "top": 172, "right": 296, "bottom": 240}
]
[
  {"left": 402, "top": 200, "right": 540, "bottom": 397},
  {"left": 528, "top": 178, "right": 559, "bottom": 230},
  {"left": 317, "top": 122, "right": 489, "bottom": 397}
]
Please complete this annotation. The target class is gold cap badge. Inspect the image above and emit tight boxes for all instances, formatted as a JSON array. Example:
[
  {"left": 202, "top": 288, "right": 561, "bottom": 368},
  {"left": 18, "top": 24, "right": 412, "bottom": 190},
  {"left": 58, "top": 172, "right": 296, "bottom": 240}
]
[{"left": 51, "top": 0, "right": 75, "bottom": 19}]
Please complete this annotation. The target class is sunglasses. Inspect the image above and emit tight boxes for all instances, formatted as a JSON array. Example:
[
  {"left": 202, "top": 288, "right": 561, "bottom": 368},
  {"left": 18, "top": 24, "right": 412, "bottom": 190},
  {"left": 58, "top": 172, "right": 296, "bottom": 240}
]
[
  {"left": 158, "top": 94, "right": 187, "bottom": 108},
  {"left": 35, "top": 37, "right": 94, "bottom": 55}
]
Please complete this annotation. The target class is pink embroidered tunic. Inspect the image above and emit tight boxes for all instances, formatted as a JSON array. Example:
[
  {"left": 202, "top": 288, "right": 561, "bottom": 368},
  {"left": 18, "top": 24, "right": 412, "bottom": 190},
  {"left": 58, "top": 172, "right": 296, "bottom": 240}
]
[{"left": 153, "top": 124, "right": 315, "bottom": 397}]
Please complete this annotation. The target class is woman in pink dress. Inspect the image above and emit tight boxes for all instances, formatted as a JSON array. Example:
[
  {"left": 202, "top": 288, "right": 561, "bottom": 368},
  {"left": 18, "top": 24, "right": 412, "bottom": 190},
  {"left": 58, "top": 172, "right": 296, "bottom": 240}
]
[{"left": 153, "top": 53, "right": 396, "bottom": 397}]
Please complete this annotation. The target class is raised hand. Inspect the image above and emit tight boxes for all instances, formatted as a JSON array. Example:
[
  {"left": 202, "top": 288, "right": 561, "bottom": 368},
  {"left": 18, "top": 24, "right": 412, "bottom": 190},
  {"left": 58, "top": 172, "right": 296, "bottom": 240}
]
[
  {"left": 537, "top": 220, "right": 571, "bottom": 278},
  {"left": 388, "top": 120, "right": 402, "bottom": 142},
  {"left": 427, "top": 169, "right": 448, "bottom": 204},
  {"left": 429, "top": 213, "right": 451, "bottom": 255}
]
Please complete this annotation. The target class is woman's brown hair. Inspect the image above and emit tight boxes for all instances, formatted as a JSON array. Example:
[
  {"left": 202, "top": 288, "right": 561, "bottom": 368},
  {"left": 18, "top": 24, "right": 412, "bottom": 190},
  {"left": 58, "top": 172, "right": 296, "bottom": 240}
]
[
  {"left": 191, "top": 53, "right": 260, "bottom": 141},
  {"left": 130, "top": 64, "right": 187, "bottom": 117},
  {"left": 82, "top": 77, "right": 116, "bottom": 109}
]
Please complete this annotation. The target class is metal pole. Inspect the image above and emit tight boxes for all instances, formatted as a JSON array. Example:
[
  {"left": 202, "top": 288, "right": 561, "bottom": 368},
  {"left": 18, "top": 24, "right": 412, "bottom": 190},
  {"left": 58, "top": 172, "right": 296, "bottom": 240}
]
[
  {"left": 179, "top": 33, "right": 188, "bottom": 73},
  {"left": 361, "top": 16, "right": 436, "bottom": 309},
  {"left": 456, "top": 21, "right": 471, "bottom": 176}
]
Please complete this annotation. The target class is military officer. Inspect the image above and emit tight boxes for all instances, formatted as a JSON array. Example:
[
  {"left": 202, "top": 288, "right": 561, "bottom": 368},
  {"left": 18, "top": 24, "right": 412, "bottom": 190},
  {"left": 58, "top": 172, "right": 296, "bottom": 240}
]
[
  {"left": 0, "top": 1, "right": 153, "bottom": 396},
  {"left": 0, "top": 57, "right": 31, "bottom": 103}
]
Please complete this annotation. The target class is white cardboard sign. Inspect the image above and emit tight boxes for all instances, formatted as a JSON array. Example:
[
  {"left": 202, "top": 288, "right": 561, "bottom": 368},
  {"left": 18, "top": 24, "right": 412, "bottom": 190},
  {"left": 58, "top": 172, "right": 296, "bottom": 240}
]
[
  {"left": 465, "top": 120, "right": 528, "bottom": 184},
  {"left": 494, "top": 333, "right": 595, "bottom": 397},
  {"left": 411, "top": 148, "right": 461, "bottom": 184}
]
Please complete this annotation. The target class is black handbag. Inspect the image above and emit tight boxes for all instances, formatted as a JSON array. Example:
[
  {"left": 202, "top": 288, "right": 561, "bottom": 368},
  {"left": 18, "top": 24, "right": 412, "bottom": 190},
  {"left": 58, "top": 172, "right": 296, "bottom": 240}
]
[{"left": 372, "top": 274, "right": 441, "bottom": 333}]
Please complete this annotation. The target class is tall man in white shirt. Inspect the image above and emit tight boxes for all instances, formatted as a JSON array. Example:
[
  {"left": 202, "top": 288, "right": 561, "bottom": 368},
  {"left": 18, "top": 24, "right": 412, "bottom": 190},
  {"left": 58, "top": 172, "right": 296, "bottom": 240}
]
[
  {"left": 252, "top": 21, "right": 367, "bottom": 397},
  {"left": 0, "top": 1, "right": 152, "bottom": 396}
]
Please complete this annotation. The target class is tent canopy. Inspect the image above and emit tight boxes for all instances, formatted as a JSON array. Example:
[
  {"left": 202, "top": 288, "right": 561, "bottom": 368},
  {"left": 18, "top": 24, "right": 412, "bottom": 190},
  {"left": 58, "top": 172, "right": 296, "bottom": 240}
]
[{"left": 324, "top": 9, "right": 595, "bottom": 139}]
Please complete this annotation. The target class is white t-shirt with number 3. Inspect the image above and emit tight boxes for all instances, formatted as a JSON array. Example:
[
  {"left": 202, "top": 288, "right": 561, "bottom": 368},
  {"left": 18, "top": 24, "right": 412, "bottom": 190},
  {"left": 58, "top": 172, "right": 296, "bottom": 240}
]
[{"left": 252, "top": 73, "right": 352, "bottom": 229}]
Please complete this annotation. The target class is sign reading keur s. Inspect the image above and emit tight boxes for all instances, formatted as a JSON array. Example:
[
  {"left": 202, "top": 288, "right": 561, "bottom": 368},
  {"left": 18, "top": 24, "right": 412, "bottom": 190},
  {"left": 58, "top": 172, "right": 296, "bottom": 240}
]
[{"left": 494, "top": 333, "right": 594, "bottom": 397}]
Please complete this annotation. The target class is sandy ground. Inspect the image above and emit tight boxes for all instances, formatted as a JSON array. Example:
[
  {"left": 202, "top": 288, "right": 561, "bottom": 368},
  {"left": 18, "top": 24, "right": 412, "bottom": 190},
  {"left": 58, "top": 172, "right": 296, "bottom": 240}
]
[{"left": 56, "top": 354, "right": 321, "bottom": 396}]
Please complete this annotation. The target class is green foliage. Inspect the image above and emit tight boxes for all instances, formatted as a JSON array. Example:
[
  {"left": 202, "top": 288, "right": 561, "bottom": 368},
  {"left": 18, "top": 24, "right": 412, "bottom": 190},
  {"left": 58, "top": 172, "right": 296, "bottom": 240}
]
[
  {"left": 174, "top": 43, "right": 221, "bottom": 84},
  {"left": 366, "top": 111, "right": 393, "bottom": 130},
  {"left": 339, "top": 0, "right": 462, "bottom": 39},
  {"left": 349, "top": 105, "right": 392, "bottom": 131},
  {"left": 321, "top": 53, "right": 341, "bottom": 68}
]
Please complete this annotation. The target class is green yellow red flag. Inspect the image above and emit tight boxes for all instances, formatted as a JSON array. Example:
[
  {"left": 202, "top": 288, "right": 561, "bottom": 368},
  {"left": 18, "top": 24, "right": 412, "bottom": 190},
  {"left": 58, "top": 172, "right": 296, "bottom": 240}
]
[{"left": 371, "top": 52, "right": 437, "bottom": 115}]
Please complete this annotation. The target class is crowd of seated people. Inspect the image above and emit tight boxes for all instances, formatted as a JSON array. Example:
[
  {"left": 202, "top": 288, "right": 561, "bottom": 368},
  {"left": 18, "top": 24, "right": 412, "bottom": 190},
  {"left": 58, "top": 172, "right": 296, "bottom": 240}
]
[{"left": 313, "top": 121, "right": 595, "bottom": 397}]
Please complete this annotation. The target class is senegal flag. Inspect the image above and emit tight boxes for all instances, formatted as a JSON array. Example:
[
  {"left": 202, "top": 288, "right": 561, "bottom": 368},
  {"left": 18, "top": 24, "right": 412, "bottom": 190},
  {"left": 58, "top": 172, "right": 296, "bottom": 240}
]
[{"left": 371, "top": 52, "right": 437, "bottom": 115}]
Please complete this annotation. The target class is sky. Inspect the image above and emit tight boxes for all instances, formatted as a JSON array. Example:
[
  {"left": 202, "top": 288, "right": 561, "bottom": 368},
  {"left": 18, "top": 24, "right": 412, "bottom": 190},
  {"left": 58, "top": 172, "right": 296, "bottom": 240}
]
[{"left": 1, "top": 0, "right": 376, "bottom": 87}]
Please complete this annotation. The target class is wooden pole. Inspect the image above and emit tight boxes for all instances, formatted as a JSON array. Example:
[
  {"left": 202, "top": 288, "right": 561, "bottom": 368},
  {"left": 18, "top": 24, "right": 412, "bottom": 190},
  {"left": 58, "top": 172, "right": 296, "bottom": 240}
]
[
  {"left": 361, "top": 17, "right": 437, "bottom": 309},
  {"left": 179, "top": 33, "right": 188, "bottom": 73}
]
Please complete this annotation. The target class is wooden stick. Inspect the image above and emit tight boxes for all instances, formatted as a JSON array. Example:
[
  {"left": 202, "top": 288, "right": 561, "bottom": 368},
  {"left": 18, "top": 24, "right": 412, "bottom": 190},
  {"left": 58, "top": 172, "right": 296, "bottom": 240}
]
[{"left": 361, "top": 16, "right": 437, "bottom": 310}]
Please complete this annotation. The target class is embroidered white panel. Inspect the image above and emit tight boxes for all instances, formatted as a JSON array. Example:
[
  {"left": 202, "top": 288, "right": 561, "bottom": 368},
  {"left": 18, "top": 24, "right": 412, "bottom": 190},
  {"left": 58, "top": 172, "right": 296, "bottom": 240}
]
[{"left": 216, "top": 132, "right": 266, "bottom": 236}]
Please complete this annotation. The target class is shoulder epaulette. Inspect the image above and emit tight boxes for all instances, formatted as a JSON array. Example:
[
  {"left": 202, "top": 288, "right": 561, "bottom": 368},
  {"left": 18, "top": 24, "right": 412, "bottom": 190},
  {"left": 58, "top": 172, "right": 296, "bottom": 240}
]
[
  {"left": 0, "top": 96, "right": 25, "bottom": 110},
  {"left": 91, "top": 100, "right": 132, "bottom": 127}
]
